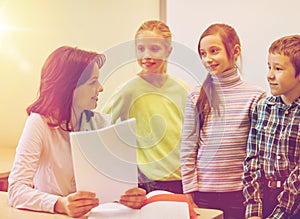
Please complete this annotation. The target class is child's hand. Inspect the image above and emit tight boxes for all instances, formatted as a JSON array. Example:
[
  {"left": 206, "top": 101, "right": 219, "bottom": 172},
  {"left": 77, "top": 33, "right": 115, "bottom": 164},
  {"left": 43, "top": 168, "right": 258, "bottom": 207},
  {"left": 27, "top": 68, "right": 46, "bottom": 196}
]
[
  {"left": 119, "top": 187, "right": 147, "bottom": 209},
  {"left": 185, "top": 193, "right": 199, "bottom": 208},
  {"left": 54, "top": 191, "right": 99, "bottom": 218}
]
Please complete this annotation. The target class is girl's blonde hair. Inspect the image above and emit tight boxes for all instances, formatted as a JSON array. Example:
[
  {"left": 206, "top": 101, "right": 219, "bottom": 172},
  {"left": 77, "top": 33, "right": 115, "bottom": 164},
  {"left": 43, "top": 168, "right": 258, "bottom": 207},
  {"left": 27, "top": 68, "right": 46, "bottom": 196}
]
[
  {"left": 135, "top": 20, "right": 172, "bottom": 74},
  {"left": 135, "top": 20, "right": 172, "bottom": 48}
]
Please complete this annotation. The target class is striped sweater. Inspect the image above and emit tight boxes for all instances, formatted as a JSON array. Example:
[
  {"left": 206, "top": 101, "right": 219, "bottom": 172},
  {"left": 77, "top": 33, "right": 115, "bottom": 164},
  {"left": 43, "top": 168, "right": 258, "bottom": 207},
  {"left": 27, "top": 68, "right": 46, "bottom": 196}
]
[{"left": 181, "top": 68, "right": 266, "bottom": 193}]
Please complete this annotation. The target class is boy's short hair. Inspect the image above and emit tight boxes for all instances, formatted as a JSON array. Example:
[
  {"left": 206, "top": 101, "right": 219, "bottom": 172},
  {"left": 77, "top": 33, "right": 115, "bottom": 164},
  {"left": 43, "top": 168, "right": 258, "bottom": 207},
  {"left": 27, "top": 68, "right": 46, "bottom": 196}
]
[{"left": 269, "top": 35, "right": 300, "bottom": 77}]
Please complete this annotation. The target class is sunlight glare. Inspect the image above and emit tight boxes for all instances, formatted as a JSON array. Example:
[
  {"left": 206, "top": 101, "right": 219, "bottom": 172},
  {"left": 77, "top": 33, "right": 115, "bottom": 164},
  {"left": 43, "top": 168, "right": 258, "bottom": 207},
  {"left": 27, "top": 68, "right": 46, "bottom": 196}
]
[
  {"left": 0, "top": 10, "right": 8, "bottom": 38},
  {"left": 0, "top": 9, "right": 17, "bottom": 40}
]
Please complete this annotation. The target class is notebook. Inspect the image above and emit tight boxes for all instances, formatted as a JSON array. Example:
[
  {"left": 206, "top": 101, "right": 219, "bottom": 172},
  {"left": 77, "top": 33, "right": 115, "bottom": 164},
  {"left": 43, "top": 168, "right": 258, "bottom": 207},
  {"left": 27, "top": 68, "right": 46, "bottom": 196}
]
[
  {"left": 88, "top": 190, "right": 194, "bottom": 219},
  {"left": 70, "top": 118, "right": 138, "bottom": 203}
]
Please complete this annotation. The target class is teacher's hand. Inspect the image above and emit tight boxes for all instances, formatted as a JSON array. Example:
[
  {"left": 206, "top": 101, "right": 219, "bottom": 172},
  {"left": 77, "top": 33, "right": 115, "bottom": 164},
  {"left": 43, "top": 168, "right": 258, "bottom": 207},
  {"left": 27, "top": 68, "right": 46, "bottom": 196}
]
[
  {"left": 54, "top": 191, "right": 99, "bottom": 218},
  {"left": 119, "top": 187, "right": 147, "bottom": 209}
]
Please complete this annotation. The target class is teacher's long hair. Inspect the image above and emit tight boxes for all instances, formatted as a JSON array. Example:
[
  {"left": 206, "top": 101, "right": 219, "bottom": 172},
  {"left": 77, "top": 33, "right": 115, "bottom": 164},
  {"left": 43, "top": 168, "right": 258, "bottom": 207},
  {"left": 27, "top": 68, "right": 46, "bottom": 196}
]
[{"left": 26, "top": 46, "right": 105, "bottom": 131}]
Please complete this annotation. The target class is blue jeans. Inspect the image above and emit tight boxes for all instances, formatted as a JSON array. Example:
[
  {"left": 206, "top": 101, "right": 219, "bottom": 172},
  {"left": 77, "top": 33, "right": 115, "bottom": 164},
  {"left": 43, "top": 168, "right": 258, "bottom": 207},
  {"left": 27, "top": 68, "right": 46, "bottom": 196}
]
[
  {"left": 193, "top": 190, "right": 245, "bottom": 219},
  {"left": 138, "top": 169, "right": 183, "bottom": 194},
  {"left": 138, "top": 180, "right": 183, "bottom": 194}
]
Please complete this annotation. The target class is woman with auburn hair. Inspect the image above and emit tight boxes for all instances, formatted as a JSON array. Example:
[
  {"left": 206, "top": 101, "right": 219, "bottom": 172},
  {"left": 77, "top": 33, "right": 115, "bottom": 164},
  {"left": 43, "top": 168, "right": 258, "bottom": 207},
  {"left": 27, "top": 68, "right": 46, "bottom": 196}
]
[{"left": 8, "top": 46, "right": 146, "bottom": 218}]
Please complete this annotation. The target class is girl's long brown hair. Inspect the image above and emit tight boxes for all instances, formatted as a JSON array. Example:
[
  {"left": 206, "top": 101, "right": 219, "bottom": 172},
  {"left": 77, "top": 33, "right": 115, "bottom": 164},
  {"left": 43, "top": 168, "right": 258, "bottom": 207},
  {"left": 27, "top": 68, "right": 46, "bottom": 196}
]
[{"left": 196, "top": 24, "right": 241, "bottom": 133}]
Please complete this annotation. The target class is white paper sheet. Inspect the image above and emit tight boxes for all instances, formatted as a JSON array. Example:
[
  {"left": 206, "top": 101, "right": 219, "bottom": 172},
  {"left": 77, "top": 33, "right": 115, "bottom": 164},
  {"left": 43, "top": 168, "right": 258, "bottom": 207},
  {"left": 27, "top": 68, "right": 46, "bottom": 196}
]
[{"left": 70, "top": 118, "right": 138, "bottom": 203}]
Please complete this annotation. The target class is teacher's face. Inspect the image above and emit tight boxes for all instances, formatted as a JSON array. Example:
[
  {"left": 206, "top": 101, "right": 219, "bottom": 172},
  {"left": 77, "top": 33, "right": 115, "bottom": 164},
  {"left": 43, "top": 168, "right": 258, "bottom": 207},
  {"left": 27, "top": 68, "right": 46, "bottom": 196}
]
[{"left": 73, "top": 63, "right": 103, "bottom": 112}]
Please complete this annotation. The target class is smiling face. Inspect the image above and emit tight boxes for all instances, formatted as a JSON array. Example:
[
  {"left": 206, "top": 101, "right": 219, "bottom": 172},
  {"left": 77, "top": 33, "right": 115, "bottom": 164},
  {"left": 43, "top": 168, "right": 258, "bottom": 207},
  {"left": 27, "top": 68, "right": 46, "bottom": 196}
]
[
  {"left": 135, "top": 30, "right": 171, "bottom": 74},
  {"left": 73, "top": 63, "right": 103, "bottom": 113},
  {"left": 199, "top": 34, "right": 238, "bottom": 75},
  {"left": 267, "top": 53, "right": 300, "bottom": 105}
]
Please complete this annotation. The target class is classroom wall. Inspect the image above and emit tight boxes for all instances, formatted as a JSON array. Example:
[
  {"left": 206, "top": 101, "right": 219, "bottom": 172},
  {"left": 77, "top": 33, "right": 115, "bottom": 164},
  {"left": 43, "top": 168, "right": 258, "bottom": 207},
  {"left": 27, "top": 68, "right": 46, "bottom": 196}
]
[
  {"left": 2, "top": 0, "right": 298, "bottom": 149},
  {"left": 0, "top": 0, "right": 160, "bottom": 148},
  {"left": 165, "top": 0, "right": 300, "bottom": 92}
]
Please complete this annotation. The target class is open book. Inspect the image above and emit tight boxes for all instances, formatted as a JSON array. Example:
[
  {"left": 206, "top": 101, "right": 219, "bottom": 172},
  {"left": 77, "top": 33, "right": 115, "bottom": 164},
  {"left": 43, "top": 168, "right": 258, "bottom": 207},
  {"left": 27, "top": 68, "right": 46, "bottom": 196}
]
[
  {"left": 70, "top": 118, "right": 138, "bottom": 203},
  {"left": 88, "top": 190, "right": 197, "bottom": 219}
]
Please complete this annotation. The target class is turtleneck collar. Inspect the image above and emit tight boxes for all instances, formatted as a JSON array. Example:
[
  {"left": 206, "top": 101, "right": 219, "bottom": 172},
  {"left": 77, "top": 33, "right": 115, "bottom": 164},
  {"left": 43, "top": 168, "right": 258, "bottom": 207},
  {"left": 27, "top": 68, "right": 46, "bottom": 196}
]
[{"left": 210, "top": 67, "right": 243, "bottom": 87}]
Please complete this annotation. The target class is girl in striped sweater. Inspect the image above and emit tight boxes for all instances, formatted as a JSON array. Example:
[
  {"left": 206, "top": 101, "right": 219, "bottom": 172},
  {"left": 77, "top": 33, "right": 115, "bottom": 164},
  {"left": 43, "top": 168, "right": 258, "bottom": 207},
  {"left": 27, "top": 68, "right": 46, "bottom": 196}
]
[{"left": 180, "top": 23, "right": 266, "bottom": 219}]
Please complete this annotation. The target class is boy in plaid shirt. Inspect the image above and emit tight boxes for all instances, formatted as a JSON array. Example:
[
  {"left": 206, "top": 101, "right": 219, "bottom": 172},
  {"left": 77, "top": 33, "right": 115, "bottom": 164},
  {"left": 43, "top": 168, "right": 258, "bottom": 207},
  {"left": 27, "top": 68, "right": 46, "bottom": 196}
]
[{"left": 243, "top": 35, "right": 300, "bottom": 219}]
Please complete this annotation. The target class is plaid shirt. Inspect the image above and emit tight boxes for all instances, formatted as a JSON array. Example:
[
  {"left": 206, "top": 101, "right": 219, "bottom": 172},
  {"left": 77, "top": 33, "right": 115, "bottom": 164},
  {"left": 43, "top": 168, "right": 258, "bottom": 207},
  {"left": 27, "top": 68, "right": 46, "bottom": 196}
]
[{"left": 243, "top": 96, "right": 300, "bottom": 218}]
